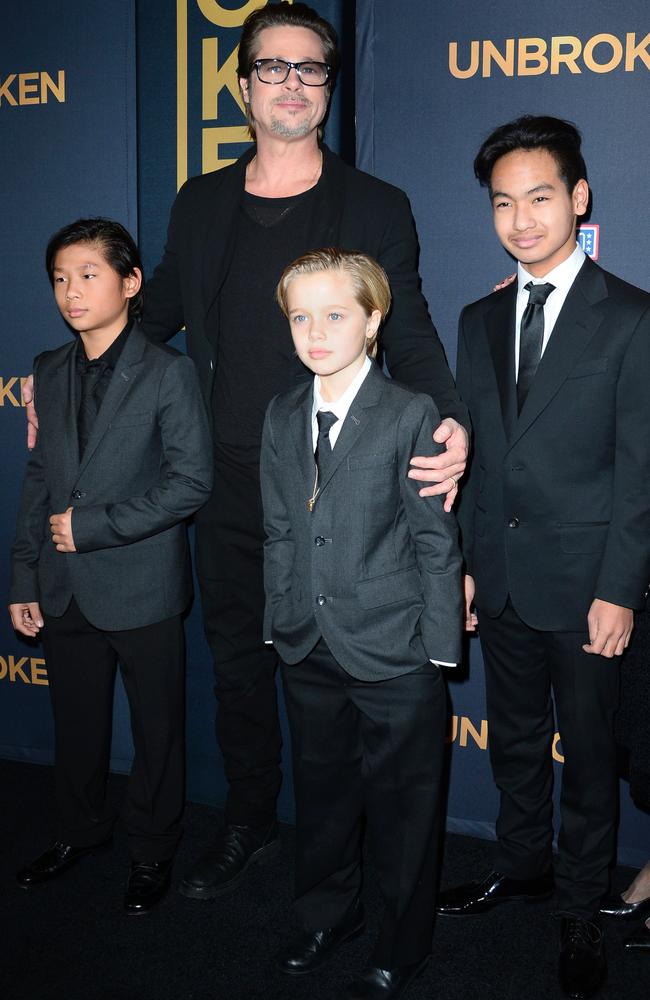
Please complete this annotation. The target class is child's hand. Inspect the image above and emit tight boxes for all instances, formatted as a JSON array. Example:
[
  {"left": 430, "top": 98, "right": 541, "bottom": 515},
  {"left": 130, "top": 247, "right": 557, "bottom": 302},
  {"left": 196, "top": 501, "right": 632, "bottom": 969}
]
[
  {"left": 9, "top": 602, "right": 44, "bottom": 637},
  {"left": 50, "top": 508, "right": 76, "bottom": 552},
  {"left": 464, "top": 575, "right": 478, "bottom": 631},
  {"left": 22, "top": 374, "right": 39, "bottom": 451}
]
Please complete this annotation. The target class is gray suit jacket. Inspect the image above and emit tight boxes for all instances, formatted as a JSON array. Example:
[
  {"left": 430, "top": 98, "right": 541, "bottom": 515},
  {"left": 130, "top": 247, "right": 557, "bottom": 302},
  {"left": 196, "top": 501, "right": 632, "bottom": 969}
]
[
  {"left": 260, "top": 362, "right": 462, "bottom": 680},
  {"left": 10, "top": 324, "right": 213, "bottom": 631}
]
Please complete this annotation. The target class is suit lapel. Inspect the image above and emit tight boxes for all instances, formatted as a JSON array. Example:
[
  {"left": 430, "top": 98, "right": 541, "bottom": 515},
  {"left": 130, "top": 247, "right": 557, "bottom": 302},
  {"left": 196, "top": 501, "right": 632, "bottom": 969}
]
[
  {"left": 510, "top": 258, "right": 608, "bottom": 447},
  {"left": 289, "top": 382, "right": 316, "bottom": 495},
  {"left": 55, "top": 341, "right": 82, "bottom": 483},
  {"left": 485, "top": 283, "right": 518, "bottom": 438},
  {"left": 75, "top": 326, "right": 147, "bottom": 478},
  {"left": 202, "top": 148, "right": 254, "bottom": 319}
]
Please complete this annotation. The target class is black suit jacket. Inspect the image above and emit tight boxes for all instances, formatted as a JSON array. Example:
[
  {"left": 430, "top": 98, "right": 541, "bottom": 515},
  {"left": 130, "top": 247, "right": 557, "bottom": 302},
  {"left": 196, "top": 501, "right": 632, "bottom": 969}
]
[
  {"left": 142, "top": 144, "right": 468, "bottom": 429},
  {"left": 10, "top": 325, "right": 213, "bottom": 631},
  {"left": 456, "top": 257, "right": 650, "bottom": 631},
  {"left": 260, "top": 362, "right": 463, "bottom": 679}
]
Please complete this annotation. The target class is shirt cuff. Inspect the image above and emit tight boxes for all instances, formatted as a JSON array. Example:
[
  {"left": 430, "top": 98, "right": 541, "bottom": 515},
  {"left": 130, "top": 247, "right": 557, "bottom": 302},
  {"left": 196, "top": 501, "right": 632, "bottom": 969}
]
[{"left": 430, "top": 659, "right": 457, "bottom": 667}]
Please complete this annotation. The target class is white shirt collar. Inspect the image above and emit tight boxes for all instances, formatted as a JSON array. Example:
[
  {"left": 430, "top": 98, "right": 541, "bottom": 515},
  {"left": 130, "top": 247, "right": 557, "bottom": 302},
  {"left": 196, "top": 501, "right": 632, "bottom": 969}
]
[
  {"left": 517, "top": 242, "right": 585, "bottom": 297},
  {"left": 311, "top": 356, "right": 372, "bottom": 449}
]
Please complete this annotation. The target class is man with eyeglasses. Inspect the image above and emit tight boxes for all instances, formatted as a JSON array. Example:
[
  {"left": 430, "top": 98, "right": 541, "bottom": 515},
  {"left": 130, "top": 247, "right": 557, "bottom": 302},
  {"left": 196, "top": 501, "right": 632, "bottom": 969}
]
[{"left": 141, "top": 1, "right": 467, "bottom": 975}]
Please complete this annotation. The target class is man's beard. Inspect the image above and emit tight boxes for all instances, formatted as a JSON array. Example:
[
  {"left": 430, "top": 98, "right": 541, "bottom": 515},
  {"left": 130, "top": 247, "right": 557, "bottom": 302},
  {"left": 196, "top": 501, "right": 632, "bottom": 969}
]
[{"left": 269, "top": 114, "right": 313, "bottom": 139}]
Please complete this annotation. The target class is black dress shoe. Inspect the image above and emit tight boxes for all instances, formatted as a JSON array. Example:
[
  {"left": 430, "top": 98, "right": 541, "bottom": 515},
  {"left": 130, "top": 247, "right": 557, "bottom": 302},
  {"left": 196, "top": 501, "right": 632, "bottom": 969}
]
[
  {"left": 599, "top": 892, "right": 650, "bottom": 920},
  {"left": 558, "top": 917, "right": 606, "bottom": 998},
  {"left": 16, "top": 839, "right": 112, "bottom": 888},
  {"left": 180, "top": 821, "right": 279, "bottom": 899},
  {"left": 436, "top": 869, "right": 554, "bottom": 915},
  {"left": 124, "top": 859, "right": 173, "bottom": 915},
  {"left": 624, "top": 922, "right": 650, "bottom": 951},
  {"left": 343, "top": 956, "right": 429, "bottom": 1000},
  {"left": 276, "top": 900, "right": 365, "bottom": 975}
]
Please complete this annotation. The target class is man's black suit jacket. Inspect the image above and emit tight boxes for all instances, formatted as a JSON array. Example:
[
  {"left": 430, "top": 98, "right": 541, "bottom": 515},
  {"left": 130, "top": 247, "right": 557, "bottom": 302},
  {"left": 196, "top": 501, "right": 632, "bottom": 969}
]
[
  {"left": 141, "top": 144, "right": 468, "bottom": 430},
  {"left": 456, "top": 256, "right": 650, "bottom": 632}
]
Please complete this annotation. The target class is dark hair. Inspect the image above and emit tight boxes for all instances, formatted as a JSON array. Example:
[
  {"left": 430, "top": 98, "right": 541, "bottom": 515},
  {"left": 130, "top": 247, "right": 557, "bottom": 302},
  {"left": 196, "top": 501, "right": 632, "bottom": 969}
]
[
  {"left": 474, "top": 115, "right": 588, "bottom": 194},
  {"left": 237, "top": 2, "right": 339, "bottom": 82},
  {"left": 45, "top": 217, "right": 144, "bottom": 319}
]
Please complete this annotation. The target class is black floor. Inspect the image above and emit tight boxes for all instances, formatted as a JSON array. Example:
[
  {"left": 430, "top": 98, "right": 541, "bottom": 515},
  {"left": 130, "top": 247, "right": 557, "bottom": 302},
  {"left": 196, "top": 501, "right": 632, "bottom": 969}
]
[{"left": 1, "top": 760, "right": 648, "bottom": 1000}]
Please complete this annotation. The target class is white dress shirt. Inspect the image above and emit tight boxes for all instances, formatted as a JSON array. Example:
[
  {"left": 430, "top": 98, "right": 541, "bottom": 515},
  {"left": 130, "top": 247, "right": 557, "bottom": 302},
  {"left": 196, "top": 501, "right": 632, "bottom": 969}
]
[{"left": 515, "top": 243, "right": 586, "bottom": 378}]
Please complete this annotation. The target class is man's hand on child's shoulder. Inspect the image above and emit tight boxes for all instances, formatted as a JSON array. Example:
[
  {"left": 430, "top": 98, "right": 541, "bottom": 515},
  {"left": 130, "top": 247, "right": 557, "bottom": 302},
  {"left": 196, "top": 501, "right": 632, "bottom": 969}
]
[
  {"left": 22, "top": 374, "right": 38, "bottom": 451},
  {"left": 9, "top": 602, "right": 44, "bottom": 637},
  {"left": 50, "top": 508, "right": 76, "bottom": 552}
]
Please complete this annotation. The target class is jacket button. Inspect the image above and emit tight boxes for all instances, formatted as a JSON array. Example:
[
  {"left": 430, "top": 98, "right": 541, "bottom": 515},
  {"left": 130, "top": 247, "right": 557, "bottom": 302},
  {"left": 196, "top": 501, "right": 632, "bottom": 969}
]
[
  {"left": 508, "top": 517, "right": 519, "bottom": 529},
  {"left": 316, "top": 595, "right": 327, "bottom": 606},
  {"left": 71, "top": 490, "right": 83, "bottom": 500},
  {"left": 315, "top": 536, "right": 325, "bottom": 546}
]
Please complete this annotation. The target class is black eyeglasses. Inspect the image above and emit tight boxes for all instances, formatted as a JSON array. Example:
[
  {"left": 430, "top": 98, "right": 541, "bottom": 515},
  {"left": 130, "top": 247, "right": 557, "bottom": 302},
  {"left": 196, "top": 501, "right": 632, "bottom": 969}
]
[{"left": 251, "top": 59, "right": 330, "bottom": 87}]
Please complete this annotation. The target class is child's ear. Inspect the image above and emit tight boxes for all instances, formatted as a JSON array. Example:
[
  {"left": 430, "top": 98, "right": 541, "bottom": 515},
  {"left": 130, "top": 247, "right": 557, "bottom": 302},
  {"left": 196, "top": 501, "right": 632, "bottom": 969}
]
[
  {"left": 123, "top": 268, "right": 143, "bottom": 299},
  {"left": 366, "top": 309, "right": 382, "bottom": 339}
]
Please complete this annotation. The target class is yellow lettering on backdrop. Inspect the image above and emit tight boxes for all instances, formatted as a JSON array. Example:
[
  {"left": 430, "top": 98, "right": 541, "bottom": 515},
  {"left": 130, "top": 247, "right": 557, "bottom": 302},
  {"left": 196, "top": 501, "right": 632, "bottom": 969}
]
[
  {"left": 626, "top": 32, "right": 650, "bottom": 71},
  {"left": 41, "top": 70, "right": 65, "bottom": 103},
  {"left": 202, "top": 37, "right": 245, "bottom": 120},
  {"left": 583, "top": 33, "right": 623, "bottom": 73},
  {"left": 31, "top": 660, "right": 48, "bottom": 686},
  {"left": 448, "top": 40, "right": 479, "bottom": 79},
  {"left": 518, "top": 37, "right": 548, "bottom": 76},
  {"left": 203, "top": 124, "right": 251, "bottom": 172},
  {"left": 197, "top": 0, "right": 270, "bottom": 29},
  {"left": 552, "top": 733, "right": 565, "bottom": 763},
  {"left": 482, "top": 39, "right": 515, "bottom": 78},
  {"left": 9, "top": 656, "right": 30, "bottom": 684},
  {"left": 550, "top": 36, "right": 582, "bottom": 75},
  {"left": 0, "top": 377, "right": 22, "bottom": 407},
  {"left": 18, "top": 73, "right": 40, "bottom": 105},
  {"left": 459, "top": 717, "right": 489, "bottom": 750},
  {"left": 0, "top": 75, "right": 18, "bottom": 106}
]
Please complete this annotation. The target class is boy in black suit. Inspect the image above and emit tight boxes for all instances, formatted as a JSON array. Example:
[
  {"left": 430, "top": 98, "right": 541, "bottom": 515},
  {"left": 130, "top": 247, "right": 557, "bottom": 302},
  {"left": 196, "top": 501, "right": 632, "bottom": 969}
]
[
  {"left": 9, "top": 219, "right": 213, "bottom": 913},
  {"left": 436, "top": 116, "right": 650, "bottom": 999},
  {"left": 260, "top": 248, "right": 462, "bottom": 1000}
]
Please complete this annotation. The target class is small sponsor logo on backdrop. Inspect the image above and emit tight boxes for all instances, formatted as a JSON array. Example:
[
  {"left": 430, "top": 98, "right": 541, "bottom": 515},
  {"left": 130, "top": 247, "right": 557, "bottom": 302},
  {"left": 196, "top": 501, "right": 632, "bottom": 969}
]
[
  {"left": 0, "top": 71, "right": 65, "bottom": 106},
  {"left": 0, "top": 654, "right": 48, "bottom": 685},
  {"left": 449, "top": 32, "right": 650, "bottom": 78},
  {"left": 446, "top": 715, "right": 564, "bottom": 762},
  {"left": 578, "top": 224, "right": 599, "bottom": 259}
]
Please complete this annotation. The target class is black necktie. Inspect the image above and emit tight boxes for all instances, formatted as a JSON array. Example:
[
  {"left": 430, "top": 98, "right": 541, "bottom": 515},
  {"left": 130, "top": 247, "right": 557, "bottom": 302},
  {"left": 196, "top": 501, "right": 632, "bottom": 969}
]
[
  {"left": 77, "top": 357, "right": 105, "bottom": 457},
  {"left": 315, "top": 409, "right": 339, "bottom": 486},
  {"left": 517, "top": 281, "right": 555, "bottom": 412}
]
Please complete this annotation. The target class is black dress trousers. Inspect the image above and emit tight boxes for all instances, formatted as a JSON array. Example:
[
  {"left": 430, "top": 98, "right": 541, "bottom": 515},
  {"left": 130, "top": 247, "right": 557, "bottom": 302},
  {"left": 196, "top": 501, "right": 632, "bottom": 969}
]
[
  {"left": 477, "top": 600, "right": 619, "bottom": 917},
  {"left": 42, "top": 597, "right": 185, "bottom": 861},
  {"left": 282, "top": 638, "right": 447, "bottom": 969},
  {"left": 195, "top": 455, "right": 282, "bottom": 830}
]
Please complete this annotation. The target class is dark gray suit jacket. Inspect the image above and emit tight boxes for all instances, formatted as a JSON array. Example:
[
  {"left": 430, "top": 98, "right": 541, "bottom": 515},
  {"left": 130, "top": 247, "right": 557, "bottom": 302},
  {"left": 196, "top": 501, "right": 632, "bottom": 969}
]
[
  {"left": 456, "top": 257, "right": 650, "bottom": 631},
  {"left": 10, "top": 325, "right": 213, "bottom": 631},
  {"left": 260, "top": 362, "right": 462, "bottom": 680}
]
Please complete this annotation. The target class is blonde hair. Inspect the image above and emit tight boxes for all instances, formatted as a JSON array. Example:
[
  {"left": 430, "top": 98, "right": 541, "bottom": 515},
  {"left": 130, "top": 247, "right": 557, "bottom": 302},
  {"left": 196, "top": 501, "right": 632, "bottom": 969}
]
[{"left": 276, "top": 248, "right": 392, "bottom": 358}]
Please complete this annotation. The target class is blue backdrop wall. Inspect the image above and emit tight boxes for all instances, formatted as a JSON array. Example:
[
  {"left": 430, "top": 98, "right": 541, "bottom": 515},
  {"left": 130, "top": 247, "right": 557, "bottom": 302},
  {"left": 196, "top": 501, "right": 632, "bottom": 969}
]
[
  {"left": 0, "top": 0, "right": 137, "bottom": 764},
  {"left": 2, "top": 0, "right": 649, "bottom": 868},
  {"left": 356, "top": 0, "right": 650, "bottom": 866}
]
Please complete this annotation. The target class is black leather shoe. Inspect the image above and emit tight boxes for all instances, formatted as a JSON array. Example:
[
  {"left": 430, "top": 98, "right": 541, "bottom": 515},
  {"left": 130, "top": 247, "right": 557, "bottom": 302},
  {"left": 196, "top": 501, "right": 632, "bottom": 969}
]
[
  {"left": 558, "top": 917, "right": 606, "bottom": 998},
  {"left": 599, "top": 892, "right": 650, "bottom": 920},
  {"left": 624, "top": 923, "right": 650, "bottom": 951},
  {"left": 16, "top": 838, "right": 112, "bottom": 888},
  {"left": 344, "top": 956, "right": 429, "bottom": 999},
  {"left": 124, "top": 859, "right": 172, "bottom": 915},
  {"left": 436, "top": 869, "right": 554, "bottom": 915},
  {"left": 276, "top": 900, "right": 365, "bottom": 975},
  {"left": 180, "top": 821, "right": 279, "bottom": 899}
]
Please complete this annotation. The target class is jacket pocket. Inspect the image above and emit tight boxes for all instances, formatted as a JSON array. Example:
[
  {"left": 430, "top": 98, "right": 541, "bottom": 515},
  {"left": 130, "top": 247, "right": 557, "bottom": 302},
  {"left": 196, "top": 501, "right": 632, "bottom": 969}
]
[
  {"left": 558, "top": 521, "right": 609, "bottom": 553},
  {"left": 356, "top": 565, "right": 423, "bottom": 609},
  {"left": 565, "top": 357, "right": 609, "bottom": 380},
  {"left": 109, "top": 411, "right": 154, "bottom": 428}
]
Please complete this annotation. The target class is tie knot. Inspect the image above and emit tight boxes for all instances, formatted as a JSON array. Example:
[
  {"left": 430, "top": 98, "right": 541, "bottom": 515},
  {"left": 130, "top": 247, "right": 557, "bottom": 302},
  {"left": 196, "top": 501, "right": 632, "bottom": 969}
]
[
  {"left": 317, "top": 410, "right": 338, "bottom": 436},
  {"left": 525, "top": 281, "right": 555, "bottom": 306}
]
